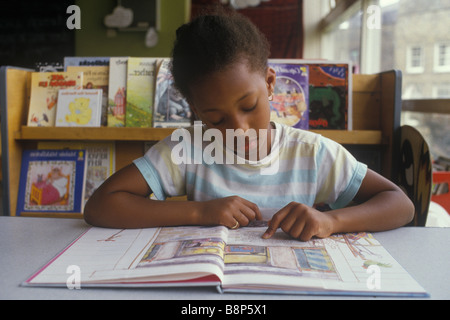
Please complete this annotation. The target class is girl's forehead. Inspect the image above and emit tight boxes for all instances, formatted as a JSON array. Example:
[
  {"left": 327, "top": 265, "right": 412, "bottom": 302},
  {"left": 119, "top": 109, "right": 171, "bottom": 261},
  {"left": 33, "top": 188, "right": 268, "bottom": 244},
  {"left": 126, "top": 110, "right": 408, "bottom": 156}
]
[{"left": 190, "top": 61, "right": 266, "bottom": 106}]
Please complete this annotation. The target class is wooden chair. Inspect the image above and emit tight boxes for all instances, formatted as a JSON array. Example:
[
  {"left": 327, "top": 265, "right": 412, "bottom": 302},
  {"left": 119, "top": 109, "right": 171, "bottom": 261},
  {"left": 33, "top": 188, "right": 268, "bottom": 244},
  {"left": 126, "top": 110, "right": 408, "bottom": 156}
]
[{"left": 396, "top": 125, "right": 432, "bottom": 227}]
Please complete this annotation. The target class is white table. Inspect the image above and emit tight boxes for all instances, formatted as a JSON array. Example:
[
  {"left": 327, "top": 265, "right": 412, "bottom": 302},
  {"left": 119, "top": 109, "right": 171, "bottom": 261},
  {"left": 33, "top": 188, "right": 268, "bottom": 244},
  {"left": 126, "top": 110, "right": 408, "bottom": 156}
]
[{"left": 1, "top": 216, "right": 449, "bottom": 301}]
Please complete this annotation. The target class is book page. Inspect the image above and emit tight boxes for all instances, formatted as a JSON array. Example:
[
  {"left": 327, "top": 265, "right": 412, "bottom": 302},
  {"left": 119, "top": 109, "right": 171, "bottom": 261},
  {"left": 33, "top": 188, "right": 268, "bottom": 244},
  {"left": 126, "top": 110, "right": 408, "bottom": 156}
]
[
  {"left": 222, "top": 227, "right": 427, "bottom": 295},
  {"left": 26, "top": 226, "right": 228, "bottom": 286}
]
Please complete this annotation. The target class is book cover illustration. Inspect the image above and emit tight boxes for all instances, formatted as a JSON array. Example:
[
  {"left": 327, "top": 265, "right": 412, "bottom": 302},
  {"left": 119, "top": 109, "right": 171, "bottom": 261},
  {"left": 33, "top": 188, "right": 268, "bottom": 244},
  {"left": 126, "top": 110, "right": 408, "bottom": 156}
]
[
  {"left": 268, "top": 63, "right": 309, "bottom": 130},
  {"left": 67, "top": 65, "right": 109, "bottom": 126},
  {"left": 55, "top": 89, "right": 103, "bottom": 127},
  {"left": 16, "top": 149, "right": 87, "bottom": 215},
  {"left": 125, "top": 57, "right": 156, "bottom": 128},
  {"left": 308, "top": 63, "right": 351, "bottom": 130},
  {"left": 38, "top": 141, "right": 116, "bottom": 206},
  {"left": 107, "top": 57, "right": 128, "bottom": 127},
  {"left": 27, "top": 72, "right": 83, "bottom": 127},
  {"left": 63, "top": 57, "right": 110, "bottom": 71},
  {"left": 153, "top": 59, "right": 191, "bottom": 128},
  {"left": 35, "top": 62, "right": 64, "bottom": 72},
  {"left": 24, "top": 224, "right": 427, "bottom": 297}
]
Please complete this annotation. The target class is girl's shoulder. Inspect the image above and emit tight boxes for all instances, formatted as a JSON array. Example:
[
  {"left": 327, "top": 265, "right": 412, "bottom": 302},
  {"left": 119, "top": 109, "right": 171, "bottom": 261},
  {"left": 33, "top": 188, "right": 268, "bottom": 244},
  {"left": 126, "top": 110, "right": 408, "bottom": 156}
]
[{"left": 275, "top": 122, "right": 322, "bottom": 147}]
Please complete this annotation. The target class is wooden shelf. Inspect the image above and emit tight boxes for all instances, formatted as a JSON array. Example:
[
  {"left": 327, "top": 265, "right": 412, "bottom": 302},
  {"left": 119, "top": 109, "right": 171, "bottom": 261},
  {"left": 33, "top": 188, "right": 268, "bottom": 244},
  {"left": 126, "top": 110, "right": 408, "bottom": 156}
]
[
  {"left": 15, "top": 126, "right": 383, "bottom": 145},
  {"left": 16, "top": 126, "right": 177, "bottom": 141}
]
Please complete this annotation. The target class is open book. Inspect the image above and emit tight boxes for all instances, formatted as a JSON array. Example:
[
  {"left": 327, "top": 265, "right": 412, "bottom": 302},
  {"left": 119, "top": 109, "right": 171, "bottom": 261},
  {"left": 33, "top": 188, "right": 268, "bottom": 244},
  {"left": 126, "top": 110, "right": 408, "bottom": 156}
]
[{"left": 23, "top": 223, "right": 427, "bottom": 297}]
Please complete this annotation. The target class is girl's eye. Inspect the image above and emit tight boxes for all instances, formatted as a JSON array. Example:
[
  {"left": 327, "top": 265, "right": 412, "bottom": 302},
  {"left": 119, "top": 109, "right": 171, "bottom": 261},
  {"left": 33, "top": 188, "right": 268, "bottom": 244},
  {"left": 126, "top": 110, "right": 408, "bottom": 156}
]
[
  {"left": 211, "top": 119, "right": 224, "bottom": 126},
  {"left": 243, "top": 104, "right": 257, "bottom": 112}
]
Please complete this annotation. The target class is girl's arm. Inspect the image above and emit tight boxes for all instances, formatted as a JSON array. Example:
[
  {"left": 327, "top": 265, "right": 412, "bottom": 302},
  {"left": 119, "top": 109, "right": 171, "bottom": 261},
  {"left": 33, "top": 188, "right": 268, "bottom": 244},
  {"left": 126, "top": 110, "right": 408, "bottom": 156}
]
[
  {"left": 263, "top": 169, "right": 415, "bottom": 241},
  {"left": 84, "top": 164, "right": 261, "bottom": 229},
  {"left": 329, "top": 169, "right": 415, "bottom": 233}
]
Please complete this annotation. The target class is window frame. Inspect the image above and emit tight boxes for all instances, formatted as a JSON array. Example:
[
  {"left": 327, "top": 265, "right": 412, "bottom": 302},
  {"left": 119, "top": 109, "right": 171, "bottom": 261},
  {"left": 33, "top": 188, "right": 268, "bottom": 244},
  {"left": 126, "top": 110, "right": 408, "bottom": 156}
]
[
  {"left": 406, "top": 45, "right": 425, "bottom": 74},
  {"left": 434, "top": 42, "right": 450, "bottom": 73},
  {"left": 315, "top": 0, "right": 450, "bottom": 114}
]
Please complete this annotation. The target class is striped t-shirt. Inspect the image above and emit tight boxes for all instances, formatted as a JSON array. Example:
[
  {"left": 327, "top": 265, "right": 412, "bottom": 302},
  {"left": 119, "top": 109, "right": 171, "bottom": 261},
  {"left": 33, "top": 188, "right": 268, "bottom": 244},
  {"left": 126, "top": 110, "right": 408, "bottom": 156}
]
[{"left": 133, "top": 122, "right": 367, "bottom": 217}]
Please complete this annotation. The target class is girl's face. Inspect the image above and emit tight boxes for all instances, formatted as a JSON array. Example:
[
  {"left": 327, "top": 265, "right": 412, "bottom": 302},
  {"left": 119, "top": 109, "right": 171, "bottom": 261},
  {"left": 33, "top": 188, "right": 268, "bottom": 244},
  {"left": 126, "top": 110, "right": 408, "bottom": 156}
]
[{"left": 188, "top": 60, "right": 276, "bottom": 160}]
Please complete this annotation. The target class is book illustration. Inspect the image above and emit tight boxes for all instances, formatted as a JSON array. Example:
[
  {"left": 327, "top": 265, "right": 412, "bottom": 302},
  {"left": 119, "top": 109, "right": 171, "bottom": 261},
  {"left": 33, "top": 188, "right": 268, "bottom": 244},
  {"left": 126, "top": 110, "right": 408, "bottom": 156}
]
[
  {"left": 67, "top": 65, "right": 109, "bottom": 126},
  {"left": 107, "top": 57, "right": 129, "bottom": 127},
  {"left": 27, "top": 72, "right": 83, "bottom": 127},
  {"left": 35, "top": 62, "right": 64, "bottom": 72},
  {"left": 37, "top": 141, "right": 115, "bottom": 207},
  {"left": 125, "top": 57, "right": 156, "bottom": 127},
  {"left": 268, "top": 63, "right": 309, "bottom": 130},
  {"left": 153, "top": 59, "right": 191, "bottom": 128},
  {"left": 98, "top": 230, "right": 125, "bottom": 243},
  {"left": 23, "top": 224, "right": 427, "bottom": 297},
  {"left": 28, "top": 164, "right": 73, "bottom": 208},
  {"left": 308, "top": 64, "right": 350, "bottom": 130},
  {"left": 16, "top": 150, "right": 87, "bottom": 215},
  {"left": 55, "top": 89, "right": 102, "bottom": 127},
  {"left": 138, "top": 238, "right": 226, "bottom": 268}
]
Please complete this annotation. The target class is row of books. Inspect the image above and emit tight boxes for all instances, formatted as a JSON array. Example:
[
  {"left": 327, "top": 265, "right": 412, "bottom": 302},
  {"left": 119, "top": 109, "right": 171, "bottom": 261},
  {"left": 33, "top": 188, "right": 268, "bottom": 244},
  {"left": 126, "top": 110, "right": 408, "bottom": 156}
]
[
  {"left": 29, "top": 57, "right": 352, "bottom": 130},
  {"left": 28, "top": 57, "right": 190, "bottom": 129},
  {"left": 16, "top": 142, "right": 115, "bottom": 216}
]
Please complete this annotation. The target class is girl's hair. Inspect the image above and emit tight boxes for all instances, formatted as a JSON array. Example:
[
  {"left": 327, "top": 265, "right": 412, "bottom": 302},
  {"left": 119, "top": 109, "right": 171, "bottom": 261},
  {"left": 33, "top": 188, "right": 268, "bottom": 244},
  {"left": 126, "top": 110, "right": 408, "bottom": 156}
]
[{"left": 171, "top": 10, "right": 270, "bottom": 101}]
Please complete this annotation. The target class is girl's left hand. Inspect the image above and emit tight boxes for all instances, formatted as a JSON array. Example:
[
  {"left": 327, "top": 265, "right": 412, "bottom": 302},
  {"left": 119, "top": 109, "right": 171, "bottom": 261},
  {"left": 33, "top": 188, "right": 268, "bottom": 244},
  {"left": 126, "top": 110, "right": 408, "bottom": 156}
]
[{"left": 262, "top": 202, "right": 336, "bottom": 241}]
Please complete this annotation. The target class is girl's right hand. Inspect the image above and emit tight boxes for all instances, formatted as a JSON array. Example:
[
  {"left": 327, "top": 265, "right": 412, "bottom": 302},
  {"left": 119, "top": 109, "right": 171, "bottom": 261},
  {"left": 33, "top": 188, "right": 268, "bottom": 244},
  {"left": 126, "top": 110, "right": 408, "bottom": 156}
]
[{"left": 198, "top": 196, "right": 262, "bottom": 229}]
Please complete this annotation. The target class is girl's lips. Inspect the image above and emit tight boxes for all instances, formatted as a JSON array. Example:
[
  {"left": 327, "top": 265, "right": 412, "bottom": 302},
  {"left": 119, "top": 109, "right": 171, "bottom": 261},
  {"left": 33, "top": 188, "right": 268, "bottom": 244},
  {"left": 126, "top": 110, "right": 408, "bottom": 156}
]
[{"left": 245, "top": 139, "right": 258, "bottom": 152}]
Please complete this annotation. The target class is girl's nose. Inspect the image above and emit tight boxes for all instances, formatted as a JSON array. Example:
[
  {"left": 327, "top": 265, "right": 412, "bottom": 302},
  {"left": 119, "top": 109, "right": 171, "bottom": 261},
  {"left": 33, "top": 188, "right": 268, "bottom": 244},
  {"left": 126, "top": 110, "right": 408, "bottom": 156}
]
[{"left": 229, "top": 115, "right": 250, "bottom": 132}]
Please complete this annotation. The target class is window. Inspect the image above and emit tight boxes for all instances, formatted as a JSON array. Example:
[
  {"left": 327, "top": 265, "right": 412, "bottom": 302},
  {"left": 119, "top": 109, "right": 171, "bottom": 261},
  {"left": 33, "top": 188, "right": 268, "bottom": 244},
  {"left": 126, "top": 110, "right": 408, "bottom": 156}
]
[
  {"left": 407, "top": 46, "right": 424, "bottom": 74},
  {"left": 314, "top": 0, "right": 450, "bottom": 159},
  {"left": 434, "top": 43, "right": 450, "bottom": 73},
  {"left": 321, "top": 9, "right": 362, "bottom": 70},
  {"left": 433, "top": 84, "right": 450, "bottom": 99}
]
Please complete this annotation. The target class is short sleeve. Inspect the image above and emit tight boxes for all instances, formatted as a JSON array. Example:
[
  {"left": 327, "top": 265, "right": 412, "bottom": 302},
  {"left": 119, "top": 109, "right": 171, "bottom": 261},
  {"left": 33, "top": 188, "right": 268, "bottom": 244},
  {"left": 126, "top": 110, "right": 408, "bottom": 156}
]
[
  {"left": 133, "top": 136, "right": 187, "bottom": 200},
  {"left": 314, "top": 136, "right": 368, "bottom": 209}
]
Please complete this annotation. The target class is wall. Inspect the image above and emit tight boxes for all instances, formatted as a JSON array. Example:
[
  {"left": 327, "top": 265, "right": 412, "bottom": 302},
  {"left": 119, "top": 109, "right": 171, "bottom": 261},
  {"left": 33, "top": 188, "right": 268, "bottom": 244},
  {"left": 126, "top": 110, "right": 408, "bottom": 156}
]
[{"left": 75, "top": 0, "right": 190, "bottom": 57}]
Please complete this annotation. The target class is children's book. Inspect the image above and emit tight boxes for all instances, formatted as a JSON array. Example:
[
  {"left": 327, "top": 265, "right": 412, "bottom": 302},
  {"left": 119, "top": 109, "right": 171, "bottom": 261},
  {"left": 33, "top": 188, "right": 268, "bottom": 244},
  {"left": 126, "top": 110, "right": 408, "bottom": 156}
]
[
  {"left": 153, "top": 58, "right": 191, "bottom": 128},
  {"left": 107, "top": 57, "right": 129, "bottom": 127},
  {"left": 125, "top": 57, "right": 156, "bottom": 128},
  {"left": 63, "top": 57, "right": 110, "bottom": 71},
  {"left": 27, "top": 71, "right": 83, "bottom": 126},
  {"left": 270, "top": 59, "right": 352, "bottom": 130},
  {"left": 55, "top": 89, "right": 103, "bottom": 127},
  {"left": 16, "top": 149, "right": 88, "bottom": 216},
  {"left": 267, "top": 62, "right": 309, "bottom": 130},
  {"left": 23, "top": 223, "right": 428, "bottom": 297},
  {"left": 66, "top": 65, "right": 110, "bottom": 126},
  {"left": 37, "top": 141, "right": 115, "bottom": 207},
  {"left": 308, "top": 62, "right": 352, "bottom": 130}
]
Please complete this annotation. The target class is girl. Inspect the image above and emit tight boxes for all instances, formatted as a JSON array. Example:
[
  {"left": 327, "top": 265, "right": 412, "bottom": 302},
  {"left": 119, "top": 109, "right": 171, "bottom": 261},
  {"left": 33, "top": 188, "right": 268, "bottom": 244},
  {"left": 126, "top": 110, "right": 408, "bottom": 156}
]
[{"left": 84, "top": 12, "right": 414, "bottom": 241}]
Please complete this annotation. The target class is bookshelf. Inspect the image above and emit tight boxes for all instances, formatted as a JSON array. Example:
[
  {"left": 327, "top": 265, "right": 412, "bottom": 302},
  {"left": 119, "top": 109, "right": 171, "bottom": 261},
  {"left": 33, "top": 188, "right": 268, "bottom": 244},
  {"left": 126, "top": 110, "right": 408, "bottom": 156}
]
[
  {"left": 1, "top": 66, "right": 402, "bottom": 218},
  {"left": 16, "top": 126, "right": 383, "bottom": 144}
]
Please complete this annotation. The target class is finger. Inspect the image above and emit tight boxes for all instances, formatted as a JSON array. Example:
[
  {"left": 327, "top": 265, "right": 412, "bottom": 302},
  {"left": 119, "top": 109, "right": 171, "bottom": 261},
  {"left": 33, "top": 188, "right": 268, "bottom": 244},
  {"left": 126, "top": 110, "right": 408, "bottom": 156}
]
[
  {"left": 298, "top": 220, "right": 319, "bottom": 241},
  {"left": 240, "top": 198, "right": 263, "bottom": 221},
  {"left": 262, "top": 207, "right": 290, "bottom": 239},
  {"left": 289, "top": 219, "right": 307, "bottom": 240},
  {"left": 234, "top": 210, "right": 250, "bottom": 228},
  {"left": 228, "top": 219, "right": 240, "bottom": 230}
]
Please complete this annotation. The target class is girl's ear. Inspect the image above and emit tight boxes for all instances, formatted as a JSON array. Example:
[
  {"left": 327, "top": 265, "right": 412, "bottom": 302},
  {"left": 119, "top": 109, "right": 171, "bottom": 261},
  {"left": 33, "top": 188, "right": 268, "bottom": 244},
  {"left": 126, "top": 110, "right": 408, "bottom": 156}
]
[{"left": 266, "top": 66, "right": 276, "bottom": 95}]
